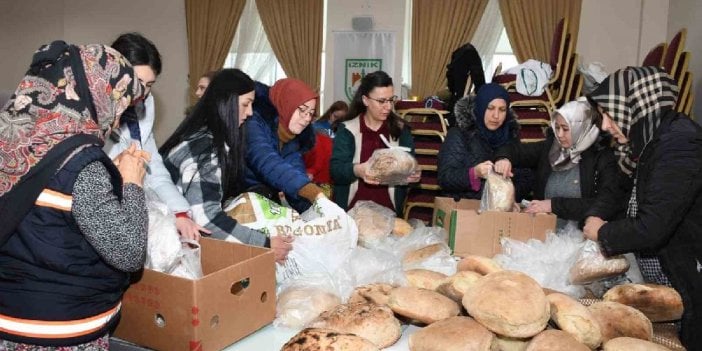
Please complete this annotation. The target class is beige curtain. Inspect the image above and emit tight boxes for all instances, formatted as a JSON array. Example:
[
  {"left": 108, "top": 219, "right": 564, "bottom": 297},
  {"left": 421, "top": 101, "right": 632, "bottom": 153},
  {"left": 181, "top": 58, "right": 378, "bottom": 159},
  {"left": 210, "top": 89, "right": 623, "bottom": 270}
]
[
  {"left": 498, "top": 0, "right": 582, "bottom": 63},
  {"left": 185, "top": 0, "right": 246, "bottom": 103},
  {"left": 411, "top": 0, "right": 489, "bottom": 99},
  {"left": 256, "top": 0, "right": 323, "bottom": 90}
]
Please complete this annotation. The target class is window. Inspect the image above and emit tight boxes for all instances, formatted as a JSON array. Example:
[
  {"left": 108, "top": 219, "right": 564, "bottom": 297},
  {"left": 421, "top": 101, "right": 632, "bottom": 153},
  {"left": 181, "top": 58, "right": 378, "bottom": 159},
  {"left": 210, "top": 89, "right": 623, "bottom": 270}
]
[
  {"left": 223, "top": 0, "right": 286, "bottom": 85},
  {"left": 485, "top": 28, "right": 518, "bottom": 82}
]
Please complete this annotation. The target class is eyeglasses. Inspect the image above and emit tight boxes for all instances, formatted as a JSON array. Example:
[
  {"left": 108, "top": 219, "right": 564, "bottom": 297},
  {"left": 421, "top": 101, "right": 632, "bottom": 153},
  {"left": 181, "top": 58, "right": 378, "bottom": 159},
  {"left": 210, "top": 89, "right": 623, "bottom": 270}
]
[
  {"left": 297, "top": 106, "right": 316, "bottom": 117},
  {"left": 366, "top": 95, "right": 398, "bottom": 105}
]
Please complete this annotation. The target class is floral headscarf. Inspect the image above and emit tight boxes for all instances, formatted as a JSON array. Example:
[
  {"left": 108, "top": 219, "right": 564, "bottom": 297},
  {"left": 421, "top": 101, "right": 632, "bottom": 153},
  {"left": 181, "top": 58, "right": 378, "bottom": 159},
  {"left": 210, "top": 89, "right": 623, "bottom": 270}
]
[{"left": 0, "top": 41, "right": 143, "bottom": 197}]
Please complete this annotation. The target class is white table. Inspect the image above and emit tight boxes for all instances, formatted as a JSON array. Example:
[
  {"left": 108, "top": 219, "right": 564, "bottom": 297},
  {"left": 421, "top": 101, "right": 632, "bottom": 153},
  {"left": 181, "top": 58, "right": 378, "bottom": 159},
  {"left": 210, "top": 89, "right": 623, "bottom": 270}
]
[{"left": 224, "top": 323, "right": 419, "bottom": 350}]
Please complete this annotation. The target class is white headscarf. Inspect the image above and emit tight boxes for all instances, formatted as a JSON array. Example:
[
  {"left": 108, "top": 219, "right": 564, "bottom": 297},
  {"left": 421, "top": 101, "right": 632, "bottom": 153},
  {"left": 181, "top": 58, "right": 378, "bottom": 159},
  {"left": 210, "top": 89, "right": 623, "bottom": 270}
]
[{"left": 549, "top": 98, "right": 600, "bottom": 171}]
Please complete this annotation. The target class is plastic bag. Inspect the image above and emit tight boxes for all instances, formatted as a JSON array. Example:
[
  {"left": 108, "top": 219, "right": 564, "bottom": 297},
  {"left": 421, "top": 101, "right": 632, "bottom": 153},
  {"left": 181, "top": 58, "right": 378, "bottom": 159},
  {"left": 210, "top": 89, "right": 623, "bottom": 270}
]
[
  {"left": 274, "top": 273, "right": 342, "bottom": 328},
  {"left": 144, "top": 190, "right": 182, "bottom": 273},
  {"left": 569, "top": 239, "right": 630, "bottom": 285},
  {"left": 169, "top": 239, "right": 204, "bottom": 280},
  {"left": 347, "top": 201, "right": 396, "bottom": 248},
  {"left": 578, "top": 62, "right": 608, "bottom": 94},
  {"left": 493, "top": 223, "right": 587, "bottom": 298},
  {"left": 480, "top": 170, "right": 515, "bottom": 212},
  {"left": 334, "top": 246, "right": 407, "bottom": 299},
  {"left": 223, "top": 192, "right": 293, "bottom": 236},
  {"left": 366, "top": 148, "right": 418, "bottom": 186}
]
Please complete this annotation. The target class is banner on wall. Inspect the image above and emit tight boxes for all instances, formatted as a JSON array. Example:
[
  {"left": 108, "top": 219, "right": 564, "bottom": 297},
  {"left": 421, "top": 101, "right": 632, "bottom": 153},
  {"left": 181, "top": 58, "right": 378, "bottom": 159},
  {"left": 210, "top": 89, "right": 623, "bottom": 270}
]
[{"left": 333, "top": 31, "right": 396, "bottom": 102}]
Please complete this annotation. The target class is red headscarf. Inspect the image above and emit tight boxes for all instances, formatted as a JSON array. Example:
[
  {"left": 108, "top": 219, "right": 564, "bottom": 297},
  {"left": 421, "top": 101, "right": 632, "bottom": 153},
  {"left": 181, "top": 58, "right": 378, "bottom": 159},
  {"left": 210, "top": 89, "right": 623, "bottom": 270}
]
[{"left": 269, "top": 78, "right": 318, "bottom": 135}]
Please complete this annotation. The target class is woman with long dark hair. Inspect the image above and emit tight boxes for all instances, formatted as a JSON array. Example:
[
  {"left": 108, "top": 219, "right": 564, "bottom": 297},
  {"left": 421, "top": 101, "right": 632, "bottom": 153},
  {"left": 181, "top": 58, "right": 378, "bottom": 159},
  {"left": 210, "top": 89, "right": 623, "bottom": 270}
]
[
  {"left": 160, "top": 69, "right": 292, "bottom": 262},
  {"left": 330, "top": 71, "right": 420, "bottom": 216}
]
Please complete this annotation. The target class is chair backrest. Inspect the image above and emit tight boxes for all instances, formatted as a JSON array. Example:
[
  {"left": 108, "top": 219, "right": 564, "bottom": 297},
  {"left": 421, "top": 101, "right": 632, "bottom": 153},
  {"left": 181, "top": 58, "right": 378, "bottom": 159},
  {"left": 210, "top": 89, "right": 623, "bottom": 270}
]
[
  {"left": 559, "top": 54, "right": 579, "bottom": 106},
  {"left": 569, "top": 73, "right": 584, "bottom": 101},
  {"left": 549, "top": 18, "right": 569, "bottom": 69},
  {"left": 642, "top": 42, "right": 667, "bottom": 67},
  {"left": 676, "top": 71, "right": 692, "bottom": 113},
  {"left": 663, "top": 28, "right": 686, "bottom": 77},
  {"left": 492, "top": 62, "right": 503, "bottom": 80},
  {"left": 673, "top": 51, "right": 690, "bottom": 87}
]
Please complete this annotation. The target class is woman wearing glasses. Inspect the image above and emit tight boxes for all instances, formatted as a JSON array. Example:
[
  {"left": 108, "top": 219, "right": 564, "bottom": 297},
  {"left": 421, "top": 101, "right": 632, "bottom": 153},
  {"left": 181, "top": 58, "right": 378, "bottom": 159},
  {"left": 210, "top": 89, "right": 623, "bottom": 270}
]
[
  {"left": 330, "top": 71, "right": 420, "bottom": 216},
  {"left": 244, "top": 78, "right": 328, "bottom": 213}
]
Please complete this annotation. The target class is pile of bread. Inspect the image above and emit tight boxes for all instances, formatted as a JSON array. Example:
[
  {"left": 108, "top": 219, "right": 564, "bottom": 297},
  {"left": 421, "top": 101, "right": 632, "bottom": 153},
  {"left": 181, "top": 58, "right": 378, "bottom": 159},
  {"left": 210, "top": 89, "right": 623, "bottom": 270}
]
[{"left": 281, "top": 250, "right": 683, "bottom": 351}]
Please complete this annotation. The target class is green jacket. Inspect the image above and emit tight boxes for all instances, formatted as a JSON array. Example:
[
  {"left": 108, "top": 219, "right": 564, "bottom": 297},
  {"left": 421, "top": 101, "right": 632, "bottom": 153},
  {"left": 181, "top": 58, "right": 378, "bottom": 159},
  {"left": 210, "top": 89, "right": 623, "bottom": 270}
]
[{"left": 330, "top": 117, "right": 415, "bottom": 216}]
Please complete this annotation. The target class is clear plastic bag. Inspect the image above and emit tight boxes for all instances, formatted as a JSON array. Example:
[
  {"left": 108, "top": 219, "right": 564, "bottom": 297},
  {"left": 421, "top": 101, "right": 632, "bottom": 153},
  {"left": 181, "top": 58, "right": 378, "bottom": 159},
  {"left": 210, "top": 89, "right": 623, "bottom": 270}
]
[
  {"left": 334, "top": 246, "right": 407, "bottom": 299},
  {"left": 144, "top": 190, "right": 182, "bottom": 273},
  {"left": 347, "top": 200, "right": 396, "bottom": 248},
  {"left": 569, "top": 239, "right": 630, "bottom": 285},
  {"left": 480, "top": 170, "right": 515, "bottom": 212},
  {"left": 366, "top": 148, "right": 418, "bottom": 186},
  {"left": 274, "top": 273, "right": 342, "bottom": 328},
  {"left": 169, "top": 239, "right": 204, "bottom": 280}
]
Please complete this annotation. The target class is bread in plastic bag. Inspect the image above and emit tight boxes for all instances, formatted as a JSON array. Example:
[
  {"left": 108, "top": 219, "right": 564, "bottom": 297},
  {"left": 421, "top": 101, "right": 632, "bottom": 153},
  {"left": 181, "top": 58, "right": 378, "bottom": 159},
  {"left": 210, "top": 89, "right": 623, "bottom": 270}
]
[
  {"left": 169, "top": 239, "right": 204, "bottom": 280},
  {"left": 366, "top": 148, "right": 418, "bottom": 186},
  {"left": 569, "top": 240, "right": 630, "bottom": 285},
  {"left": 274, "top": 274, "right": 342, "bottom": 328},
  {"left": 347, "top": 201, "right": 396, "bottom": 247},
  {"left": 480, "top": 170, "right": 516, "bottom": 212},
  {"left": 144, "top": 190, "right": 182, "bottom": 273}
]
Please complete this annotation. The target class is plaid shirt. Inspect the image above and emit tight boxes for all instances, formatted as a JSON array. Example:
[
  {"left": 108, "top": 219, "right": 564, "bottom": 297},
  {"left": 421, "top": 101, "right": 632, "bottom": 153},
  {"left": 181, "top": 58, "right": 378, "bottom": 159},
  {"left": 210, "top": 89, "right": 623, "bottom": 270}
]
[{"left": 163, "top": 130, "right": 267, "bottom": 246}]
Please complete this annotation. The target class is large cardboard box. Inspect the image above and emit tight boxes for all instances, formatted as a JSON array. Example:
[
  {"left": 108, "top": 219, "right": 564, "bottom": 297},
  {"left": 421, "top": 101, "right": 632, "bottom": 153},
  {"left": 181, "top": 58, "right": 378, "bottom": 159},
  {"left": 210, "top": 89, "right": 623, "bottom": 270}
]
[
  {"left": 114, "top": 238, "right": 276, "bottom": 351},
  {"left": 433, "top": 197, "right": 556, "bottom": 258}
]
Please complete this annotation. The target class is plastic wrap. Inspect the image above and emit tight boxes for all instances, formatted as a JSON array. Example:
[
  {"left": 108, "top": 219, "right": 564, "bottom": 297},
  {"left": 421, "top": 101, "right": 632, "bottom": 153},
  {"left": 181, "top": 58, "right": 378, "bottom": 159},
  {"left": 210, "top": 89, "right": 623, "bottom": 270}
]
[
  {"left": 347, "top": 201, "right": 396, "bottom": 247},
  {"left": 366, "top": 148, "right": 418, "bottom": 186},
  {"left": 144, "top": 191, "right": 182, "bottom": 273},
  {"left": 569, "top": 239, "right": 630, "bottom": 285},
  {"left": 480, "top": 170, "right": 515, "bottom": 212},
  {"left": 274, "top": 274, "right": 342, "bottom": 328},
  {"left": 169, "top": 239, "right": 204, "bottom": 280}
]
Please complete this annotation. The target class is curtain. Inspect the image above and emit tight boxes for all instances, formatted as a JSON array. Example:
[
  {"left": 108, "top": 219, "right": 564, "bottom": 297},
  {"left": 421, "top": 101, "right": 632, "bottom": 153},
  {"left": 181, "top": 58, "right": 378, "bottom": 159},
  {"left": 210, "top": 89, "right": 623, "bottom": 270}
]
[
  {"left": 256, "top": 0, "right": 323, "bottom": 90},
  {"left": 471, "top": 0, "right": 504, "bottom": 76},
  {"left": 225, "top": 0, "right": 282, "bottom": 84},
  {"left": 498, "top": 0, "right": 582, "bottom": 63},
  {"left": 411, "top": 0, "right": 489, "bottom": 99},
  {"left": 185, "top": 0, "right": 246, "bottom": 103}
]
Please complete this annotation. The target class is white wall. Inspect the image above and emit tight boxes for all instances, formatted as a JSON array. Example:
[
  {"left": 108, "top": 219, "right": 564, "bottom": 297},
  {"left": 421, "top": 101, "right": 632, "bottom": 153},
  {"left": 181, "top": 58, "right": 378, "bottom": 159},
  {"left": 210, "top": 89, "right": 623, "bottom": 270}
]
[
  {"left": 667, "top": 0, "right": 702, "bottom": 120},
  {"left": 0, "top": 0, "right": 189, "bottom": 145}
]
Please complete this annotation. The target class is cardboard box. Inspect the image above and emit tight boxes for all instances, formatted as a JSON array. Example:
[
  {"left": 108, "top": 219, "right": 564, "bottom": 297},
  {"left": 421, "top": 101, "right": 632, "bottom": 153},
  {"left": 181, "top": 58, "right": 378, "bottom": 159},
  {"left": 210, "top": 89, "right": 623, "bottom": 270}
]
[
  {"left": 114, "top": 238, "right": 276, "bottom": 351},
  {"left": 433, "top": 197, "right": 556, "bottom": 258}
]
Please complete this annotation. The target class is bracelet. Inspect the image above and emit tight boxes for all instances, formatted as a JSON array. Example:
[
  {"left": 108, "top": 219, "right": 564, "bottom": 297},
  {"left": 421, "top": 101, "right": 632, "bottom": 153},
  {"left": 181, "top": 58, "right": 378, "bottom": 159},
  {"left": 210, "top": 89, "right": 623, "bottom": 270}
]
[{"left": 175, "top": 211, "right": 191, "bottom": 219}]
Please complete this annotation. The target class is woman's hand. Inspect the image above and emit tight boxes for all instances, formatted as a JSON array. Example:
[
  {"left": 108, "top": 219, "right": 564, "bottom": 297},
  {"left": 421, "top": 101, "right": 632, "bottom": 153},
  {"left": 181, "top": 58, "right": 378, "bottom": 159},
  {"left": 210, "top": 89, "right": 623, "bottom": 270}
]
[
  {"left": 524, "top": 199, "right": 552, "bottom": 214},
  {"left": 407, "top": 169, "right": 422, "bottom": 183},
  {"left": 270, "top": 235, "right": 294, "bottom": 263},
  {"left": 493, "top": 159, "right": 513, "bottom": 178},
  {"left": 175, "top": 217, "right": 211, "bottom": 241},
  {"left": 354, "top": 162, "right": 380, "bottom": 185},
  {"left": 474, "top": 160, "right": 494, "bottom": 179},
  {"left": 114, "top": 143, "right": 151, "bottom": 187},
  {"left": 583, "top": 216, "right": 605, "bottom": 241}
]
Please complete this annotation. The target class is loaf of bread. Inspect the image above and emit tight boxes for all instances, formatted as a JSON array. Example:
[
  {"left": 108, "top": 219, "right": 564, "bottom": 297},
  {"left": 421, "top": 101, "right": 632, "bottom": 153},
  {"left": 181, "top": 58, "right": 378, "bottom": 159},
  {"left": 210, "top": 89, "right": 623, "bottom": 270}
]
[
  {"left": 483, "top": 171, "right": 515, "bottom": 212},
  {"left": 437, "top": 270, "right": 482, "bottom": 302},
  {"left": 387, "top": 286, "right": 460, "bottom": 324},
  {"left": 602, "top": 283, "right": 683, "bottom": 322},
  {"left": 403, "top": 243, "right": 445, "bottom": 266},
  {"left": 457, "top": 255, "right": 503, "bottom": 275},
  {"left": 525, "top": 330, "right": 590, "bottom": 351},
  {"left": 347, "top": 201, "right": 396, "bottom": 247},
  {"left": 405, "top": 269, "right": 448, "bottom": 291},
  {"left": 276, "top": 286, "right": 341, "bottom": 328},
  {"left": 491, "top": 334, "right": 529, "bottom": 351},
  {"left": 281, "top": 328, "right": 379, "bottom": 351},
  {"left": 309, "top": 302, "right": 401, "bottom": 348},
  {"left": 587, "top": 301, "right": 653, "bottom": 343},
  {"left": 602, "top": 336, "right": 672, "bottom": 351},
  {"left": 366, "top": 148, "right": 418, "bottom": 186},
  {"left": 547, "top": 292, "right": 602, "bottom": 349},
  {"left": 462, "top": 270, "right": 549, "bottom": 338},
  {"left": 569, "top": 240, "right": 629, "bottom": 284},
  {"left": 347, "top": 283, "right": 394, "bottom": 306},
  {"left": 224, "top": 192, "right": 258, "bottom": 224},
  {"left": 393, "top": 218, "right": 413, "bottom": 237},
  {"left": 408, "top": 316, "right": 494, "bottom": 351}
]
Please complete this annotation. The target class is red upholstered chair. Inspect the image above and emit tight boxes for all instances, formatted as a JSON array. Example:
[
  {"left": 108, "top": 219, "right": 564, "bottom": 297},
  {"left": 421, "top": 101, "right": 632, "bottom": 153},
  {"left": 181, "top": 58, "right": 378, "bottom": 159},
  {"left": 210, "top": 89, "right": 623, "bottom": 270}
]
[
  {"left": 676, "top": 71, "right": 692, "bottom": 114},
  {"left": 642, "top": 42, "right": 667, "bottom": 67},
  {"left": 673, "top": 51, "right": 690, "bottom": 88},
  {"left": 662, "top": 29, "right": 686, "bottom": 79}
]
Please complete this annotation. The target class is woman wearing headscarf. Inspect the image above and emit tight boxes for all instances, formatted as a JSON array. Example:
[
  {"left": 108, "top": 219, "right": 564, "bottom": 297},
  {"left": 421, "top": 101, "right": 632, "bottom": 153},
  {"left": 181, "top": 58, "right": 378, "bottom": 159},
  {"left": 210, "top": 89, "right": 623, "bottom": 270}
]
[
  {"left": 438, "top": 83, "right": 530, "bottom": 201},
  {"left": 160, "top": 69, "right": 292, "bottom": 264},
  {"left": 0, "top": 41, "right": 147, "bottom": 349},
  {"left": 493, "top": 99, "right": 625, "bottom": 228},
  {"left": 582, "top": 66, "right": 702, "bottom": 349},
  {"left": 244, "top": 78, "right": 328, "bottom": 213}
]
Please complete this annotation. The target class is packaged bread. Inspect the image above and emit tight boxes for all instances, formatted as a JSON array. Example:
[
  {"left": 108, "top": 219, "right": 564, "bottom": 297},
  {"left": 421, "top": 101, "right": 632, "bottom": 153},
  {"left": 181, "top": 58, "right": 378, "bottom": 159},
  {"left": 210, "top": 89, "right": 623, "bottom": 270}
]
[
  {"left": 462, "top": 270, "right": 550, "bottom": 338},
  {"left": 281, "top": 328, "right": 379, "bottom": 351},
  {"left": 602, "top": 336, "right": 672, "bottom": 351},
  {"left": 457, "top": 255, "right": 503, "bottom": 275},
  {"left": 587, "top": 301, "right": 653, "bottom": 343},
  {"left": 347, "top": 283, "right": 394, "bottom": 306},
  {"left": 546, "top": 292, "right": 602, "bottom": 349},
  {"left": 409, "top": 316, "right": 494, "bottom": 351},
  {"left": 569, "top": 240, "right": 629, "bottom": 284},
  {"left": 405, "top": 269, "right": 448, "bottom": 291},
  {"left": 437, "top": 270, "right": 482, "bottom": 302},
  {"left": 347, "top": 201, "right": 396, "bottom": 247},
  {"left": 224, "top": 192, "right": 259, "bottom": 224},
  {"left": 309, "top": 302, "right": 401, "bottom": 348},
  {"left": 387, "top": 286, "right": 460, "bottom": 324},
  {"left": 480, "top": 170, "right": 515, "bottom": 212},
  {"left": 366, "top": 148, "right": 418, "bottom": 186},
  {"left": 392, "top": 217, "right": 413, "bottom": 237},
  {"left": 276, "top": 286, "right": 341, "bottom": 328},
  {"left": 602, "top": 283, "right": 683, "bottom": 322},
  {"left": 525, "top": 330, "right": 590, "bottom": 351}
]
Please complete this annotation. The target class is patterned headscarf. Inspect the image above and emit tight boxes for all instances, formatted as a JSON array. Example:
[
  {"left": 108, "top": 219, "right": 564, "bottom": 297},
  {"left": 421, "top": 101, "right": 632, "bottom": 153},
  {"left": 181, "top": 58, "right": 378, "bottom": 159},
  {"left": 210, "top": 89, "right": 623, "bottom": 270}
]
[
  {"left": 474, "top": 83, "right": 513, "bottom": 149},
  {"left": 0, "top": 41, "right": 143, "bottom": 197},
  {"left": 587, "top": 66, "right": 678, "bottom": 175},
  {"left": 549, "top": 98, "right": 600, "bottom": 171}
]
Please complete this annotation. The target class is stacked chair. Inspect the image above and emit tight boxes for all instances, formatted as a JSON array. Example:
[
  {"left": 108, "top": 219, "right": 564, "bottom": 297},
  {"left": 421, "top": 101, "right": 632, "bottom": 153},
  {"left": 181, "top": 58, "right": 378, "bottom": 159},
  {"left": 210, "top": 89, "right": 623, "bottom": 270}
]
[
  {"left": 493, "top": 18, "right": 583, "bottom": 142},
  {"left": 643, "top": 28, "right": 693, "bottom": 116}
]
